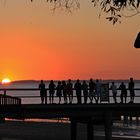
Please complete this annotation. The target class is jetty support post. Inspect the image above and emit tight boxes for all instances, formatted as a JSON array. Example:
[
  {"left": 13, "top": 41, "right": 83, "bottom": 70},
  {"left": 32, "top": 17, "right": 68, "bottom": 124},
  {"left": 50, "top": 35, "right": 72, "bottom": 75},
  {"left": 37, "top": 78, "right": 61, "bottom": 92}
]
[
  {"left": 87, "top": 120, "right": 94, "bottom": 140},
  {"left": 104, "top": 112, "right": 112, "bottom": 140},
  {"left": 71, "top": 118, "right": 77, "bottom": 140}
]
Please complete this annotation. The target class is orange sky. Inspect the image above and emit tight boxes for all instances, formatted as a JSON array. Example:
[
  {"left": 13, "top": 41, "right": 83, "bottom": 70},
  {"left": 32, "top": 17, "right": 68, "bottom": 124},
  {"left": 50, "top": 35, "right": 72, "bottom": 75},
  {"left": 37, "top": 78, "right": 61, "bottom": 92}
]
[{"left": 0, "top": 0, "right": 140, "bottom": 81}]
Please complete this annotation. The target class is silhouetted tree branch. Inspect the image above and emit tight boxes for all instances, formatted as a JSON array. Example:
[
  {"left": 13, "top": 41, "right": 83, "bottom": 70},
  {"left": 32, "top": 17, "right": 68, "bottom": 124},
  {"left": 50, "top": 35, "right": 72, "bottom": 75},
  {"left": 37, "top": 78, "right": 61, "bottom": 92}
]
[
  {"left": 92, "top": 0, "right": 140, "bottom": 24},
  {"left": 31, "top": 0, "right": 140, "bottom": 24}
]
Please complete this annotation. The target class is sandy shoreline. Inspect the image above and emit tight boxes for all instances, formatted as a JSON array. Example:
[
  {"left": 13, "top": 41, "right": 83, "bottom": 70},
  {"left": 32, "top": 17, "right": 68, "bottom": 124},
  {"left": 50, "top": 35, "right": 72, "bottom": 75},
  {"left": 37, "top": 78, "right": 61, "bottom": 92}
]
[{"left": 0, "top": 120, "right": 139, "bottom": 140}]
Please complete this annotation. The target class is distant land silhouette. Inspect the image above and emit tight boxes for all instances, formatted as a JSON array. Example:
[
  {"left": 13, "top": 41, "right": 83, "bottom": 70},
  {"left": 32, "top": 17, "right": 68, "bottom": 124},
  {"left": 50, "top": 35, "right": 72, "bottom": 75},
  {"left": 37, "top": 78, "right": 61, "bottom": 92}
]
[
  {"left": 11, "top": 80, "right": 39, "bottom": 84},
  {"left": 11, "top": 79, "right": 140, "bottom": 83}
]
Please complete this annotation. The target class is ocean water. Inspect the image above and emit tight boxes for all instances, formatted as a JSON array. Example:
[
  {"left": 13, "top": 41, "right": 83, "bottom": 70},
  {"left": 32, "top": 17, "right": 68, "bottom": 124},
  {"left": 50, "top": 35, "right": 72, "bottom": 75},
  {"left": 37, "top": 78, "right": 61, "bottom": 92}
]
[{"left": 0, "top": 80, "right": 140, "bottom": 104}]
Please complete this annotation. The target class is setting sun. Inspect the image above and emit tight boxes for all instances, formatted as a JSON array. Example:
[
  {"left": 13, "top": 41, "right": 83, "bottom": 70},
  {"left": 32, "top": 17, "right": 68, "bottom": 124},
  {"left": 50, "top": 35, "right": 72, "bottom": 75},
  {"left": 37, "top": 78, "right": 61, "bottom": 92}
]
[{"left": 2, "top": 78, "right": 11, "bottom": 84}]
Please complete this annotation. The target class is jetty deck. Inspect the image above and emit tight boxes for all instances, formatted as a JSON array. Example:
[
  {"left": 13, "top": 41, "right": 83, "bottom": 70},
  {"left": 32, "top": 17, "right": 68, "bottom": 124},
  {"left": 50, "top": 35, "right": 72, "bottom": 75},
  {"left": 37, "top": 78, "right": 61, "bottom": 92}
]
[
  {"left": 0, "top": 88, "right": 140, "bottom": 140},
  {"left": 1, "top": 103, "right": 140, "bottom": 118},
  {"left": 1, "top": 103, "right": 140, "bottom": 140}
]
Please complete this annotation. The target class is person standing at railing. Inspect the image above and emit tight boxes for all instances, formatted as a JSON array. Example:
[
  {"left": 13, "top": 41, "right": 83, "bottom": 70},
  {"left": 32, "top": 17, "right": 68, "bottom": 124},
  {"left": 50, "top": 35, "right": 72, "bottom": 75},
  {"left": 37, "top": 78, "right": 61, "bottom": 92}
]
[
  {"left": 119, "top": 82, "right": 127, "bottom": 104},
  {"left": 95, "top": 79, "right": 101, "bottom": 104},
  {"left": 89, "top": 78, "right": 96, "bottom": 104},
  {"left": 74, "top": 79, "right": 82, "bottom": 104},
  {"left": 39, "top": 80, "right": 46, "bottom": 104},
  {"left": 110, "top": 82, "right": 117, "bottom": 103},
  {"left": 49, "top": 80, "right": 56, "bottom": 104},
  {"left": 56, "top": 81, "right": 62, "bottom": 104},
  {"left": 62, "top": 80, "right": 67, "bottom": 104},
  {"left": 66, "top": 79, "right": 73, "bottom": 104},
  {"left": 128, "top": 77, "right": 135, "bottom": 103},
  {"left": 82, "top": 80, "right": 88, "bottom": 104}
]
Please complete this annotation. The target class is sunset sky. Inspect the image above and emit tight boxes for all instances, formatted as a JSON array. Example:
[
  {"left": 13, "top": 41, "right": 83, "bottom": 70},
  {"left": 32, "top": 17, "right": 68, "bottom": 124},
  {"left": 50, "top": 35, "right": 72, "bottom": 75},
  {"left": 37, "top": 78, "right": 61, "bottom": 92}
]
[{"left": 0, "top": 0, "right": 140, "bottom": 81}]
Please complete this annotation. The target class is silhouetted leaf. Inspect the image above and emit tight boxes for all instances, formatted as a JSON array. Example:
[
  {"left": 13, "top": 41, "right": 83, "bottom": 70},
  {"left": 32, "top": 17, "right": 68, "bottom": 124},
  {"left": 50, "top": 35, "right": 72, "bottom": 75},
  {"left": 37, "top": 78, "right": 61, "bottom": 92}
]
[
  {"left": 106, "top": 8, "right": 111, "bottom": 13},
  {"left": 106, "top": 17, "right": 113, "bottom": 21},
  {"left": 137, "top": 1, "right": 140, "bottom": 7},
  {"left": 117, "top": 14, "right": 121, "bottom": 17},
  {"left": 132, "top": 2, "right": 136, "bottom": 8}
]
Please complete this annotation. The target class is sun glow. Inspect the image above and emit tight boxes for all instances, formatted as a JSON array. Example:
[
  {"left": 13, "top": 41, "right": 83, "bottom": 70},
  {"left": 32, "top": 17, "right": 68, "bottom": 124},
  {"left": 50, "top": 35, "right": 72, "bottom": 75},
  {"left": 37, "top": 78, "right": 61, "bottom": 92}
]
[{"left": 1, "top": 78, "right": 11, "bottom": 84}]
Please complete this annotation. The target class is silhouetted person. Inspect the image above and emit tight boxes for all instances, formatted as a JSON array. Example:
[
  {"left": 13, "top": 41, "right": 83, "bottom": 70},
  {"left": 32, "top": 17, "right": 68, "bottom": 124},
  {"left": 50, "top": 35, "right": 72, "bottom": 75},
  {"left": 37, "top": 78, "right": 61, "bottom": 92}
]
[
  {"left": 128, "top": 77, "right": 135, "bottom": 103},
  {"left": 95, "top": 79, "right": 101, "bottom": 104},
  {"left": 134, "top": 32, "right": 140, "bottom": 48},
  {"left": 62, "top": 80, "right": 67, "bottom": 104},
  {"left": 74, "top": 79, "right": 82, "bottom": 104},
  {"left": 119, "top": 82, "right": 127, "bottom": 103},
  {"left": 82, "top": 80, "right": 88, "bottom": 104},
  {"left": 89, "top": 78, "right": 96, "bottom": 103},
  {"left": 110, "top": 82, "right": 117, "bottom": 103},
  {"left": 39, "top": 80, "right": 46, "bottom": 104},
  {"left": 67, "top": 79, "right": 73, "bottom": 104},
  {"left": 56, "top": 81, "right": 62, "bottom": 104},
  {"left": 49, "top": 80, "right": 55, "bottom": 104}
]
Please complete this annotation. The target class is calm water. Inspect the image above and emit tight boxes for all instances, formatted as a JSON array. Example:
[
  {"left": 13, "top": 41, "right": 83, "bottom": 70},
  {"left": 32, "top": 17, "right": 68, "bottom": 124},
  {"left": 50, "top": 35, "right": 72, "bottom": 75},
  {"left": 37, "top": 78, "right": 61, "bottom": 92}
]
[{"left": 0, "top": 80, "right": 140, "bottom": 104}]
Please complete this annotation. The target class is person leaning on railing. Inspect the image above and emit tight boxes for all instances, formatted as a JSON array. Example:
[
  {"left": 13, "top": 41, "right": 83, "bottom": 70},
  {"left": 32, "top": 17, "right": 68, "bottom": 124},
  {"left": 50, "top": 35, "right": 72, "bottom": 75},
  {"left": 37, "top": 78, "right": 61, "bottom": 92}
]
[
  {"left": 110, "top": 82, "right": 117, "bottom": 104},
  {"left": 128, "top": 77, "right": 135, "bottom": 103},
  {"left": 39, "top": 80, "right": 46, "bottom": 104},
  {"left": 74, "top": 79, "right": 82, "bottom": 104},
  {"left": 49, "top": 80, "right": 56, "bottom": 104},
  {"left": 88, "top": 78, "right": 96, "bottom": 104},
  {"left": 66, "top": 79, "right": 73, "bottom": 104},
  {"left": 62, "top": 80, "right": 67, "bottom": 104},
  {"left": 56, "top": 81, "right": 62, "bottom": 104},
  {"left": 82, "top": 80, "right": 88, "bottom": 104},
  {"left": 119, "top": 82, "right": 127, "bottom": 104}
]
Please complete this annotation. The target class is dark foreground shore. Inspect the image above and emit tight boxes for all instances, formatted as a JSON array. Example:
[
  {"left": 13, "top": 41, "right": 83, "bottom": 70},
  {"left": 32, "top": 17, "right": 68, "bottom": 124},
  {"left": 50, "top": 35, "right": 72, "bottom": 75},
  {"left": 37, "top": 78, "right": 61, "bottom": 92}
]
[{"left": 0, "top": 120, "right": 139, "bottom": 140}]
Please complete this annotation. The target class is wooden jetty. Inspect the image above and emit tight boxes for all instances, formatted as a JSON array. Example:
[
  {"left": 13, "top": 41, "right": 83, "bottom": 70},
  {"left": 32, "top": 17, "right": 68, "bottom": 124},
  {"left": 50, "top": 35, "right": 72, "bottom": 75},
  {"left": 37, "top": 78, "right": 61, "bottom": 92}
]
[{"left": 0, "top": 88, "right": 140, "bottom": 140}]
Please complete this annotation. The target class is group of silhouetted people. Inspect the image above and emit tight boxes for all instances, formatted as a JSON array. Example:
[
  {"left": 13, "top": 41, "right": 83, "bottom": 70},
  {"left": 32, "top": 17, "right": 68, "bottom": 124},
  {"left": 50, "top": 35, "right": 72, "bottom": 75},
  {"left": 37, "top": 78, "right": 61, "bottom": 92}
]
[
  {"left": 39, "top": 79, "right": 102, "bottom": 104},
  {"left": 39, "top": 77, "right": 135, "bottom": 104},
  {"left": 110, "top": 77, "right": 135, "bottom": 104}
]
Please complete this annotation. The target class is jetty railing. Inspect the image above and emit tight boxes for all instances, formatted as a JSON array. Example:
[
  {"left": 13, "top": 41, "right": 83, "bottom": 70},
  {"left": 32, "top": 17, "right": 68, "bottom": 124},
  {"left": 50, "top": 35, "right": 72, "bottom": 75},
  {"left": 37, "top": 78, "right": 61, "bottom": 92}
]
[
  {"left": 0, "top": 94, "right": 21, "bottom": 105},
  {"left": 0, "top": 88, "right": 140, "bottom": 104}
]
